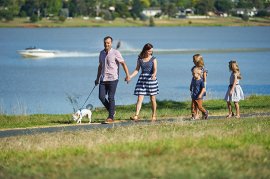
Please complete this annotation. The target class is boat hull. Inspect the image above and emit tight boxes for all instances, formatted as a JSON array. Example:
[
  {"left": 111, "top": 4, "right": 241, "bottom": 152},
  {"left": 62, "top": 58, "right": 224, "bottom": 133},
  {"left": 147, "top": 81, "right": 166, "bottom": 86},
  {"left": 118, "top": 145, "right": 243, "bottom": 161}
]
[{"left": 17, "top": 49, "right": 56, "bottom": 58}]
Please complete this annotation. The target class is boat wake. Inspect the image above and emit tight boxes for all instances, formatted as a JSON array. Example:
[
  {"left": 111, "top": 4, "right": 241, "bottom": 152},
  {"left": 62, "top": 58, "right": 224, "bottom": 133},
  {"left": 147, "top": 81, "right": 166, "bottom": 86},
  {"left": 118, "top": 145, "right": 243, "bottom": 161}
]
[
  {"left": 56, "top": 47, "right": 270, "bottom": 57},
  {"left": 19, "top": 47, "right": 270, "bottom": 59},
  {"left": 53, "top": 51, "right": 100, "bottom": 58}
]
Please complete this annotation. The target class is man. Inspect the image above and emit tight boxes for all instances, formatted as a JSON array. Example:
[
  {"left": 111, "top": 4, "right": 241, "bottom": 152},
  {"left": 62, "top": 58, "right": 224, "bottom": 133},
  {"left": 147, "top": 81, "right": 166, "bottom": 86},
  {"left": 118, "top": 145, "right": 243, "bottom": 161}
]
[{"left": 95, "top": 36, "right": 130, "bottom": 123}]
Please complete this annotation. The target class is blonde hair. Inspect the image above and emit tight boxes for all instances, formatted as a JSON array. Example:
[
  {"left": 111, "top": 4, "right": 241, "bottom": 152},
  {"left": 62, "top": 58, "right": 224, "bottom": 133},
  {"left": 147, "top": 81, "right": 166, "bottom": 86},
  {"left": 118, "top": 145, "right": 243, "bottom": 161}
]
[
  {"left": 192, "top": 67, "right": 202, "bottom": 76},
  {"left": 229, "top": 60, "right": 242, "bottom": 79},
  {"left": 193, "top": 54, "right": 204, "bottom": 67}
]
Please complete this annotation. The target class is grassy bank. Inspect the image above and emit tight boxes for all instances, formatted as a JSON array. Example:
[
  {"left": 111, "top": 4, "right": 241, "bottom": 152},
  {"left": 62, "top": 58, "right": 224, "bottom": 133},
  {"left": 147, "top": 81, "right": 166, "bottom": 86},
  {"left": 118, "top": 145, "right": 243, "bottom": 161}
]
[
  {"left": 0, "top": 116, "right": 269, "bottom": 178},
  {"left": 0, "top": 17, "right": 270, "bottom": 28},
  {"left": 0, "top": 95, "right": 269, "bottom": 129}
]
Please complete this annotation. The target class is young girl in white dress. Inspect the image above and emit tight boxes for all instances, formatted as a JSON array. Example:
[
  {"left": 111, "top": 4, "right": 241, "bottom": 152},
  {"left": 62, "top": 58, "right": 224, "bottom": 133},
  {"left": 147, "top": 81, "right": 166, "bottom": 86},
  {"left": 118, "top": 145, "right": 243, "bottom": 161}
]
[{"left": 224, "top": 60, "right": 244, "bottom": 118}]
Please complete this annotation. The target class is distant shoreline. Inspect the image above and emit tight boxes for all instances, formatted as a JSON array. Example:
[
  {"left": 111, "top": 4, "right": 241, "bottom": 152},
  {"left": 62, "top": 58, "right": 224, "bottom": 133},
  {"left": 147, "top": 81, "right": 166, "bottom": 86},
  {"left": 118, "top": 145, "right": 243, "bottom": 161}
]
[{"left": 1, "top": 17, "right": 270, "bottom": 28}]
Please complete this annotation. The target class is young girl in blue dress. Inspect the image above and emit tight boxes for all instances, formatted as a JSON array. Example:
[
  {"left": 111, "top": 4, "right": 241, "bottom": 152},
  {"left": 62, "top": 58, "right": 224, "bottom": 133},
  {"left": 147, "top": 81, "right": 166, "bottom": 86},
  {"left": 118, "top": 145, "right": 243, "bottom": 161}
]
[
  {"left": 129, "top": 43, "right": 159, "bottom": 122},
  {"left": 191, "top": 54, "right": 208, "bottom": 119},
  {"left": 191, "top": 54, "right": 208, "bottom": 90},
  {"left": 190, "top": 67, "right": 208, "bottom": 120},
  {"left": 224, "top": 60, "right": 244, "bottom": 118}
]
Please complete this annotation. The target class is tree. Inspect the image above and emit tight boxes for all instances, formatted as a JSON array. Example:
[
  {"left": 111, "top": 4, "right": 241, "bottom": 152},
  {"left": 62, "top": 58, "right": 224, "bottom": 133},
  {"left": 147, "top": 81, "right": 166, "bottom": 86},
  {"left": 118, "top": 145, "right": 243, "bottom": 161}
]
[
  {"left": 191, "top": 0, "right": 199, "bottom": 7},
  {"left": 195, "top": 0, "right": 214, "bottom": 15},
  {"left": 68, "top": 0, "right": 77, "bottom": 17},
  {"left": 76, "top": 0, "right": 88, "bottom": 16},
  {"left": 161, "top": 2, "right": 178, "bottom": 17},
  {"left": 140, "top": 0, "right": 150, "bottom": 8},
  {"left": 256, "top": 9, "right": 270, "bottom": 17},
  {"left": 0, "top": 9, "right": 14, "bottom": 21},
  {"left": 20, "top": 0, "right": 40, "bottom": 17},
  {"left": 150, "top": 0, "right": 160, "bottom": 7},
  {"left": 0, "top": 0, "right": 24, "bottom": 20},
  {"left": 115, "top": 2, "right": 130, "bottom": 18},
  {"left": 236, "top": 0, "right": 253, "bottom": 9},
  {"left": 214, "top": 0, "right": 233, "bottom": 13},
  {"left": 176, "top": 0, "right": 192, "bottom": 8},
  {"left": 251, "top": 0, "right": 264, "bottom": 9},
  {"left": 236, "top": 0, "right": 265, "bottom": 9},
  {"left": 45, "top": 0, "right": 62, "bottom": 16},
  {"left": 131, "top": 0, "right": 143, "bottom": 20}
]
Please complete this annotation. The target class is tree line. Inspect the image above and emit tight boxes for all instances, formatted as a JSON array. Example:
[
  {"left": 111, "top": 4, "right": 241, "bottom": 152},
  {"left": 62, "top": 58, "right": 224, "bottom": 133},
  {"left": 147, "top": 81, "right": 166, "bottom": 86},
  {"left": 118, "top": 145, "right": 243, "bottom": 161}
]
[{"left": 0, "top": 0, "right": 269, "bottom": 22}]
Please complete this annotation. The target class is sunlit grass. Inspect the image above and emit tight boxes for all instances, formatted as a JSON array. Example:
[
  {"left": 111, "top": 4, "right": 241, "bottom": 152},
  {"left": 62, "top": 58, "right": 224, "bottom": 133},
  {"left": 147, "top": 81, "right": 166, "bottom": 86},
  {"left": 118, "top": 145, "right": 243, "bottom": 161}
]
[
  {"left": 0, "top": 95, "right": 269, "bottom": 129},
  {"left": 0, "top": 117, "right": 269, "bottom": 178}
]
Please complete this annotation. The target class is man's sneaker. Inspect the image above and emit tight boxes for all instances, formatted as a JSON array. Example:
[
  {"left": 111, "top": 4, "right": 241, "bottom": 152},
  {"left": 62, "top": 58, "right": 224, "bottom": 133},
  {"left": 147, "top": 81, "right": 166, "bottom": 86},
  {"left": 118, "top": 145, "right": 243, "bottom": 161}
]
[{"left": 204, "top": 110, "right": 209, "bottom": 120}]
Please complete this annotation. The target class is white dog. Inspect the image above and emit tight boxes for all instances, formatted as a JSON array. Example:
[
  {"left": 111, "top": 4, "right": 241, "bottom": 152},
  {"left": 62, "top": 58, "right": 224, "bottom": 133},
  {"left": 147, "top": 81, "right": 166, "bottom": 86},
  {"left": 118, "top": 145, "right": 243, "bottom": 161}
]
[{"left": 72, "top": 109, "right": 92, "bottom": 124}]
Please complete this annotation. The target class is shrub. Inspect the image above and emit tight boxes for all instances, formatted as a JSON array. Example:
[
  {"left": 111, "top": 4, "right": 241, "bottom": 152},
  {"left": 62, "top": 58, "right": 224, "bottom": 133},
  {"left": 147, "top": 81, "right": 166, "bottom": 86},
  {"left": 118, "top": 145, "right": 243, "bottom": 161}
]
[
  {"left": 149, "top": 17, "right": 155, "bottom": 26},
  {"left": 241, "top": 14, "right": 249, "bottom": 21},
  {"left": 103, "top": 10, "right": 114, "bottom": 21},
  {"left": 59, "top": 16, "right": 66, "bottom": 22},
  {"left": 0, "top": 10, "right": 14, "bottom": 21},
  {"left": 30, "top": 14, "right": 38, "bottom": 22},
  {"left": 139, "top": 13, "right": 148, "bottom": 21},
  {"left": 256, "top": 10, "right": 270, "bottom": 17}
]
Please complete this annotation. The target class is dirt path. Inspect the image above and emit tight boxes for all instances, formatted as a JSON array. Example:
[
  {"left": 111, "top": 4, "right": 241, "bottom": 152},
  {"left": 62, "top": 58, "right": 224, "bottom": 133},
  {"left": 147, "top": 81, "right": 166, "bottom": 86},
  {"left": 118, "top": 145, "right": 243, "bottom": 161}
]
[{"left": 0, "top": 112, "right": 269, "bottom": 138}]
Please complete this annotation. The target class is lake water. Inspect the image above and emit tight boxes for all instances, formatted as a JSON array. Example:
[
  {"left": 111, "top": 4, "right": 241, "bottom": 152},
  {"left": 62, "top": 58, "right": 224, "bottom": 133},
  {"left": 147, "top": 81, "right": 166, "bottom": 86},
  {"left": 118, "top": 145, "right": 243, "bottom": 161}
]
[{"left": 0, "top": 27, "right": 270, "bottom": 114}]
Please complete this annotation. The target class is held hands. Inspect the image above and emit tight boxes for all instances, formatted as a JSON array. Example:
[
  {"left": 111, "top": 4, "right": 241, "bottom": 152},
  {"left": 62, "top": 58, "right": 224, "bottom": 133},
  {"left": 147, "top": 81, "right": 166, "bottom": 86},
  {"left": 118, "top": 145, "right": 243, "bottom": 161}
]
[
  {"left": 151, "top": 74, "right": 157, "bottom": 80},
  {"left": 125, "top": 75, "right": 131, "bottom": 84}
]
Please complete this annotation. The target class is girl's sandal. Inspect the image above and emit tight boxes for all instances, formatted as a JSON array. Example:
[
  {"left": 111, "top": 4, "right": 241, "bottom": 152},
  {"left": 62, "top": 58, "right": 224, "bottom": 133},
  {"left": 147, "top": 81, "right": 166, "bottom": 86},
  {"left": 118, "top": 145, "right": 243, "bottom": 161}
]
[
  {"left": 226, "top": 112, "right": 235, "bottom": 118},
  {"left": 235, "top": 115, "right": 240, "bottom": 119},
  {"left": 130, "top": 115, "right": 139, "bottom": 122}
]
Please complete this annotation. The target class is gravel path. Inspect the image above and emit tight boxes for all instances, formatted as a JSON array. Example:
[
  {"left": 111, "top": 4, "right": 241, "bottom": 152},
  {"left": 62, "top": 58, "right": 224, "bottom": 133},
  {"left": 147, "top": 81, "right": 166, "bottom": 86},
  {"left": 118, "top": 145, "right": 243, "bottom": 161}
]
[{"left": 0, "top": 112, "right": 269, "bottom": 138}]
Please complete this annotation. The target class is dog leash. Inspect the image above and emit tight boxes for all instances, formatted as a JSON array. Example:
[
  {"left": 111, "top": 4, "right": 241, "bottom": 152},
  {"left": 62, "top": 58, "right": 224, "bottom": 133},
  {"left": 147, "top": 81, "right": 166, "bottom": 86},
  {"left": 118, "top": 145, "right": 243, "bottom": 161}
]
[{"left": 80, "top": 85, "right": 96, "bottom": 109}]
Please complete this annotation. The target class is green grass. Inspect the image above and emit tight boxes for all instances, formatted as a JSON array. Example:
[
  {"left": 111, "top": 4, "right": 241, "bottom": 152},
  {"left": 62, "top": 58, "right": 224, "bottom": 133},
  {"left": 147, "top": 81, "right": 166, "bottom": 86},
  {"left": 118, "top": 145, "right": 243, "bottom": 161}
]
[
  {"left": 0, "top": 95, "right": 269, "bottom": 178},
  {"left": 0, "top": 95, "right": 270, "bottom": 129},
  {"left": 0, "top": 17, "right": 270, "bottom": 28},
  {"left": 0, "top": 117, "right": 269, "bottom": 178}
]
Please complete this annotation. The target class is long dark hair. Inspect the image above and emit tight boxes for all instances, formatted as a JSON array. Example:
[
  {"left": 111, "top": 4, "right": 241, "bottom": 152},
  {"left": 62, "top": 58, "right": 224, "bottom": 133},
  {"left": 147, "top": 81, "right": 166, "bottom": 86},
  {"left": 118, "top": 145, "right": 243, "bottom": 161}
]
[{"left": 139, "top": 43, "right": 153, "bottom": 59}]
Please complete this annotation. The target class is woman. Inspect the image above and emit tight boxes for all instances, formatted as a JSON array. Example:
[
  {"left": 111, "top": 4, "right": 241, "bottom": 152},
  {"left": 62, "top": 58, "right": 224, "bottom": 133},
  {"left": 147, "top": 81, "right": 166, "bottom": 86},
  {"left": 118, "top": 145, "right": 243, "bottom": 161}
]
[{"left": 129, "top": 43, "right": 159, "bottom": 122}]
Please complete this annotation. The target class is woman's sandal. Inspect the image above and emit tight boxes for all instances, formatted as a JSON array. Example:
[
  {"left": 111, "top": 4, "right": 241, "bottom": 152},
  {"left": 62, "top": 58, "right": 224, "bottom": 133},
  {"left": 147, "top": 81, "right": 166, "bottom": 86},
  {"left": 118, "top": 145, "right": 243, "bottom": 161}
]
[
  {"left": 130, "top": 115, "right": 139, "bottom": 122},
  {"left": 226, "top": 112, "right": 235, "bottom": 118},
  {"left": 151, "top": 116, "right": 157, "bottom": 122}
]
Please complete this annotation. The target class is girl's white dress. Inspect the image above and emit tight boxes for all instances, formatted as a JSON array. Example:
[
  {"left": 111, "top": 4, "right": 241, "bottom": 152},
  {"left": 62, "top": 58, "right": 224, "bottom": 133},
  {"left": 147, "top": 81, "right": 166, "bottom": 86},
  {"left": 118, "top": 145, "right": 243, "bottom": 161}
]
[{"left": 224, "top": 73, "right": 244, "bottom": 102}]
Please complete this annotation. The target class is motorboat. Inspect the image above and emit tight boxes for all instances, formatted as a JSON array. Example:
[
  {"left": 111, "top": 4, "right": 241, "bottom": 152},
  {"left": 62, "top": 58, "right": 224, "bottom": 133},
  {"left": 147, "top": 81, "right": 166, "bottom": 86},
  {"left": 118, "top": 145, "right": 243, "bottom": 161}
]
[{"left": 17, "top": 47, "right": 57, "bottom": 58}]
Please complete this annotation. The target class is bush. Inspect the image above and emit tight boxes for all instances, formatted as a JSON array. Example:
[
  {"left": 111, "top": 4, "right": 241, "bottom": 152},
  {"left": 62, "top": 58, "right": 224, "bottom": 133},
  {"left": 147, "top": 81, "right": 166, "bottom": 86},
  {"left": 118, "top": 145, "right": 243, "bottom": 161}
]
[
  {"left": 0, "top": 10, "right": 14, "bottom": 21},
  {"left": 102, "top": 10, "right": 114, "bottom": 21},
  {"left": 30, "top": 14, "right": 38, "bottom": 22},
  {"left": 149, "top": 17, "right": 155, "bottom": 27},
  {"left": 58, "top": 16, "right": 66, "bottom": 22},
  {"left": 241, "top": 14, "right": 249, "bottom": 21},
  {"left": 256, "top": 10, "right": 270, "bottom": 17},
  {"left": 139, "top": 13, "right": 148, "bottom": 21}
]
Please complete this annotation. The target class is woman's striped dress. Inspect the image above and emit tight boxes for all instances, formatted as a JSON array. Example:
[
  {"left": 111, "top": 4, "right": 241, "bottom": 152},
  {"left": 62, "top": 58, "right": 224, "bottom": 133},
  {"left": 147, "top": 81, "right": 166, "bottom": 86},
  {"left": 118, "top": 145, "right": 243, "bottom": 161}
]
[{"left": 134, "top": 57, "right": 159, "bottom": 96}]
